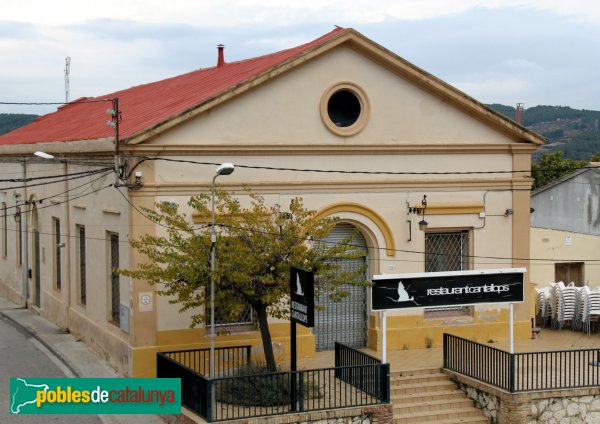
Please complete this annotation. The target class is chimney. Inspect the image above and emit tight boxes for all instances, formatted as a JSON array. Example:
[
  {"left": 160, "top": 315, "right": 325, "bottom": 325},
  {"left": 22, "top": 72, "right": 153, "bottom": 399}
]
[
  {"left": 516, "top": 103, "right": 524, "bottom": 125},
  {"left": 217, "top": 44, "right": 225, "bottom": 67}
]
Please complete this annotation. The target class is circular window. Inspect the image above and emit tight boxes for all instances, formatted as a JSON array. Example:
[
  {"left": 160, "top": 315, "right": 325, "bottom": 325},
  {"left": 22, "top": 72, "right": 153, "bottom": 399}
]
[{"left": 320, "top": 82, "right": 370, "bottom": 136}]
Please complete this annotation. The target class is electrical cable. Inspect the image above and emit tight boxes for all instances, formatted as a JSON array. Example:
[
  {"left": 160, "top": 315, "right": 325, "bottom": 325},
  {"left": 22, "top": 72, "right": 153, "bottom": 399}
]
[
  {"left": 126, "top": 156, "right": 600, "bottom": 179},
  {"left": 0, "top": 167, "right": 112, "bottom": 191},
  {"left": 0, "top": 167, "right": 113, "bottom": 184},
  {"left": 0, "top": 171, "right": 113, "bottom": 215}
]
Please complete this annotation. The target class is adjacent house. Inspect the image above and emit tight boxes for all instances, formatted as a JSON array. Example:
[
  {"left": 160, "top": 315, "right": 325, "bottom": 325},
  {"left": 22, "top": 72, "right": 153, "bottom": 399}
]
[
  {"left": 530, "top": 163, "right": 600, "bottom": 287},
  {"left": 0, "top": 28, "right": 543, "bottom": 377}
]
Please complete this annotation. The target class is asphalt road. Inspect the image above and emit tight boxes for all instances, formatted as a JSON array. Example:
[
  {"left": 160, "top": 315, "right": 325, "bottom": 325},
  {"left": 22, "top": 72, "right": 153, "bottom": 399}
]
[{"left": 0, "top": 314, "right": 101, "bottom": 423}]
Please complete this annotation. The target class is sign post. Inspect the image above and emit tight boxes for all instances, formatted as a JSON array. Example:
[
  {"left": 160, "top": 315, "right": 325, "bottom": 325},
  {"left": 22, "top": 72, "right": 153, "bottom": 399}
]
[
  {"left": 371, "top": 268, "right": 526, "bottom": 358},
  {"left": 289, "top": 266, "right": 314, "bottom": 412}
]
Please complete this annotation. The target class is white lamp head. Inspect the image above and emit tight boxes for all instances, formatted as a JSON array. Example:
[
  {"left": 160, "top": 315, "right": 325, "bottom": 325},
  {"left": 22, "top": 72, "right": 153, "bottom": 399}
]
[
  {"left": 34, "top": 151, "right": 54, "bottom": 160},
  {"left": 216, "top": 163, "right": 235, "bottom": 176}
]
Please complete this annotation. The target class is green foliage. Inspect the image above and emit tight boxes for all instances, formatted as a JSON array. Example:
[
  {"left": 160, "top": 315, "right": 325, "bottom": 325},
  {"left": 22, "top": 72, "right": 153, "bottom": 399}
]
[
  {"left": 531, "top": 151, "right": 586, "bottom": 190},
  {"left": 119, "top": 189, "right": 368, "bottom": 371},
  {"left": 0, "top": 113, "right": 38, "bottom": 135},
  {"left": 217, "top": 363, "right": 291, "bottom": 406},
  {"left": 559, "top": 131, "right": 600, "bottom": 160}
]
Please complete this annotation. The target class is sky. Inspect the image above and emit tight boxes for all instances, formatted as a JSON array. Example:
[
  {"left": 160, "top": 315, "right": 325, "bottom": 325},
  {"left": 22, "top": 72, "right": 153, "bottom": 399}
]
[{"left": 1, "top": 0, "right": 599, "bottom": 115}]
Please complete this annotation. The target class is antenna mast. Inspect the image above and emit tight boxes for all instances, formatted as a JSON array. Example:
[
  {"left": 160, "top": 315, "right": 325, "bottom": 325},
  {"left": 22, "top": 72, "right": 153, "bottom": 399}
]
[{"left": 64, "top": 57, "right": 71, "bottom": 103}]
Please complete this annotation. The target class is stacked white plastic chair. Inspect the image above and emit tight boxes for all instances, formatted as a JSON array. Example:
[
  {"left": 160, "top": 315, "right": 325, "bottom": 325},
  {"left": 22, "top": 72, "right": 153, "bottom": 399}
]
[
  {"left": 573, "top": 286, "right": 588, "bottom": 331},
  {"left": 561, "top": 282, "right": 577, "bottom": 330},
  {"left": 535, "top": 287, "right": 552, "bottom": 327},
  {"left": 550, "top": 282, "right": 563, "bottom": 329},
  {"left": 588, "top": 287, "right": 600, "bottom": 334}
]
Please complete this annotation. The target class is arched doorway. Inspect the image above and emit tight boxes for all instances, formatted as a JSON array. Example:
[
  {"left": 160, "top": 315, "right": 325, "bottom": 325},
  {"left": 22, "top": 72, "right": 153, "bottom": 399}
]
[{"left": 314, "top": 222, "right": 368, "bottom": 351}]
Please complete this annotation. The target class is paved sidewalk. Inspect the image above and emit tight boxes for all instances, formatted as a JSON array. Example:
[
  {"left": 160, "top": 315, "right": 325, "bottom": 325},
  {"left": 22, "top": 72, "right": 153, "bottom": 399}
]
[{"left": 0, "top": 296, "right": 165, "bottom": 424}]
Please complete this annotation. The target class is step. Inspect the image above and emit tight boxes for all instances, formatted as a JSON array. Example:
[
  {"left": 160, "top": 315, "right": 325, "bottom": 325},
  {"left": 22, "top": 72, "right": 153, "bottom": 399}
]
[
  {"left": 392, "top": 389, "right": 466, "bottom": 405},
  {"left": 393, "top": 406, "right": 486, "bottom": 423},
  {"left": 391, "top": 368, "right": 441, "bottom": 379},
  {"left": 391, "top": 380, "right": 457, "bottom": 395},
  {"left": 393, "top": 397, "right": 474, "bottom": 414},
  {"left": 391, "top": 372, "right": 449, "bottom": 386},
  {"left": 396, "top": 416, "right": 489, "bottom": 424}
]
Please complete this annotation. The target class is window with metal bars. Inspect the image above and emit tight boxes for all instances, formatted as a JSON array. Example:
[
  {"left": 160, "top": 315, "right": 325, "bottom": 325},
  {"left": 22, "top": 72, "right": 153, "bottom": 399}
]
[
  {"left": 425, "top": 230, "right": 472, "bottom": 316},
  {"left": 78, "top": 225, "right": 86, "bottom": 305},
  {"left": 110, "top": 233, "right": 120, "bottom": 324},
  {"left": 54, "top": 218, "right": 61, "bottom": 290}
]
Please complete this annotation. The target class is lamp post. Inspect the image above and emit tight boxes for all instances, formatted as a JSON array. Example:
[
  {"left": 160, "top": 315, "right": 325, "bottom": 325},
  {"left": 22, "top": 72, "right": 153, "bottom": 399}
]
[{"left": 210, "top": 163, "right": 235, "bottom": 379}]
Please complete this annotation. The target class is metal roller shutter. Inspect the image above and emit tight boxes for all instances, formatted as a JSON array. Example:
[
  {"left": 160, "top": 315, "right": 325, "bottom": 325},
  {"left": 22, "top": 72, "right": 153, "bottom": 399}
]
[{"left": 314, "top": 223, "right": 368, "bottom": 351}]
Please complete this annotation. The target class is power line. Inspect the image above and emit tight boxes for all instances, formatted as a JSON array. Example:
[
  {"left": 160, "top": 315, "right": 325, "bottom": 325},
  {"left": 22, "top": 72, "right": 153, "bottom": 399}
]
[
  {"left": 1, "top": 171, "right": 113, "bottom": 215},
  {"left": 0, "top": 167, "right": 112, "bottom": 184},
  {"left": 0, "top": 167, "right": 112, "bottom": 191},
  {"left": 0, "top": 99, "right": 113, "bottom": 106}
]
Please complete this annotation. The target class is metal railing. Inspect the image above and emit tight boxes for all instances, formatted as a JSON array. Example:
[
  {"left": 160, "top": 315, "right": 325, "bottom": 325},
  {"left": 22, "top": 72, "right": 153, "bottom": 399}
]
[
  {"left": 159, "top": 345, "right": 252, "bottom": 377},
  {"left": 158, "top": 343, "right": 390, "bottom": 422},
  {"left": 444, "top": 333, "right": 600, "bottom": 392},
  {"left": 334, "top": 342, "right": 389, "bottom": 402}
]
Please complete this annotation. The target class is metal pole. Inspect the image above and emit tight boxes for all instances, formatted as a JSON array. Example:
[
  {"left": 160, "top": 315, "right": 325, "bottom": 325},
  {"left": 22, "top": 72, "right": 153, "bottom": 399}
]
[
  {"left": 509, "top": 303, "right": 514, "bottom": 354},
  {"left": 23, "top": 202, "right": 29, "bottom": 304},
  {"left": 382, "top": 310, "right": 387, "bottom": 363},
  {"left": 210, "top": 174, "right": 217, "bottom": 380}
]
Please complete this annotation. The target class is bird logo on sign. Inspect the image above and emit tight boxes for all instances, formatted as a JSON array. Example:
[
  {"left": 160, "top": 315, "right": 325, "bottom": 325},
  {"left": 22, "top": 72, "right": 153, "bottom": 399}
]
[{"left": 295, "top": 274, "right": 304, "bottom": 296}]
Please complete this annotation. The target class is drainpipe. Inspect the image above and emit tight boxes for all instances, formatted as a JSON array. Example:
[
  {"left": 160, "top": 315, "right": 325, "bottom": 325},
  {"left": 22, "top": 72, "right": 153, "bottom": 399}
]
[{"left": 63, "top": 159, "right": 71, "bottom": 327}]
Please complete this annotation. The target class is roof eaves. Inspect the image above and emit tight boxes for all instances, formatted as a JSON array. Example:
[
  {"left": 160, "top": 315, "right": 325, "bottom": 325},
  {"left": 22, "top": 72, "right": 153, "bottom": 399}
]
[
  {"left": 531, "top": 167, "right": 589, "bottom": 196},
  {"left": 344, "top": 30, "right": 545, "bottom": 146},
  {"left": 125, "top": 29, "right": 351, "bottom": 145}
]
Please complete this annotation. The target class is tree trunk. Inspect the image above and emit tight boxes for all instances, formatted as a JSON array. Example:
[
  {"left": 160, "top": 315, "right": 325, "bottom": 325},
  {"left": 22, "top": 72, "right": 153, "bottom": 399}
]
[{"left": 255, "top": 304, "right": 277, "bottom": 372}]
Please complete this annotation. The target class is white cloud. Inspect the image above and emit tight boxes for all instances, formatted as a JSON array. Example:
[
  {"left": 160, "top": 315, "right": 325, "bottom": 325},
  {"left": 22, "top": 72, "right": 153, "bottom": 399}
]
[{"left": 5, "top": 0, "right": 600, "bottom": 27}]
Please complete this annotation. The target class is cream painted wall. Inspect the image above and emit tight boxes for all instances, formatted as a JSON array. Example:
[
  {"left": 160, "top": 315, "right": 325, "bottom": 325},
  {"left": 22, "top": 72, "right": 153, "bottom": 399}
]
[
  {"left": 148, "top": 46, "right": 517, "bottom": 146},
  {"left": 530, "top": 227, "right": 600, "bottom": 288},
  {"left": 0, "top": 159, "right": 133, "bottom": 371},
  {"left": 152, "top": 187, "right": 516, "bottom": 331}
]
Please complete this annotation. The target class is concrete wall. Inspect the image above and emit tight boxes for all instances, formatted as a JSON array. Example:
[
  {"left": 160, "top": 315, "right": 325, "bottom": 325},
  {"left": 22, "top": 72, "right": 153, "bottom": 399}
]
[
  {"left": 531, "top": 167, "right": 600, "bottom": 235},
  {"left": 530, "top": 227, "right": 600, "bottom": 288},
  {"left": 0, "top": 156, "right": 133, "bottom": 375}
]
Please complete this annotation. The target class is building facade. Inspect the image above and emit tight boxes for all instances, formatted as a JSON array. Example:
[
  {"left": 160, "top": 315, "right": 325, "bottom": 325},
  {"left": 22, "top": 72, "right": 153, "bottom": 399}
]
[
  {"left": 530, "top": 164, "right": 600, "bottom": 287},
  {"left": 0, "top": 28, "right": 543, "bottom": 376}
]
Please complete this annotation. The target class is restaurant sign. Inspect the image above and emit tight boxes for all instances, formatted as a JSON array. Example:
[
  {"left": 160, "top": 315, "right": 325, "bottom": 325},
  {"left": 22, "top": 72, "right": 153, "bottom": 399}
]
[{"left": 372, "top": 268, "right": 526, "bottom": 311}]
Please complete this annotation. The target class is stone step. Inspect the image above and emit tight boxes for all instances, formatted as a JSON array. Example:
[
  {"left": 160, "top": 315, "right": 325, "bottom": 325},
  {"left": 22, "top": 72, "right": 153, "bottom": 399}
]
[
  {"left": 391, "top": 380, "right": 457, "bottom": 395},
  {"left": 391, "top": 368, "right": 441, "bottom": 379},
  {"left": 391, "top": 372, "right": 449, "bottom": 386},
  {"left": 399, "top": 416, "right": 489, "bottom": 424},
  {"left": 392, "top": 388, "right": 466, "bottom": 405},
  {"left": 393, "top": 397, "right": 474, "bottom": 414},
  {"left": 393, "top": 406, "right": 486, "bottom": 423}
]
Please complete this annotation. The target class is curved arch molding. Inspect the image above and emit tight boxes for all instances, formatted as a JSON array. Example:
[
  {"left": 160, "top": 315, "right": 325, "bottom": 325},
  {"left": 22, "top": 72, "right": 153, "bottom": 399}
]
[{"left": 314, "top": 203, "right": 396, "bottom": 257}]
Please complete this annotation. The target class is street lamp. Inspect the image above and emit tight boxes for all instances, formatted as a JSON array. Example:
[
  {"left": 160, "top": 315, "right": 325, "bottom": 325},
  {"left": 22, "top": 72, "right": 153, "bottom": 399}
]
[{"left": 210, "top": 162, "right": 234, "bottom": 379}]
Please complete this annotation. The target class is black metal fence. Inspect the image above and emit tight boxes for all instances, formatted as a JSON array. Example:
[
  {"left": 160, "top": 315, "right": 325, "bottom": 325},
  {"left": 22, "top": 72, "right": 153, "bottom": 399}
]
[
  {"left": 335, "top": 341, "right": 390, "bottom": 402},
  {"left": 158, "top": 344, "right": 390, "bottom": 422},
  {"left": 443, "top": 333, "right": 600, "bottom": 392},
  {"left": 159, "top": 345, "right": 251, "bottom": 377}
]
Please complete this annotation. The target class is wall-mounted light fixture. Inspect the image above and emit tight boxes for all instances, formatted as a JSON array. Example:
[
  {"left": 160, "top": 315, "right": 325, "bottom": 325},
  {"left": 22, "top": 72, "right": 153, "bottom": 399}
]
[
  {"left": 408, "top": 194, "right": 428, "bottom": 232},
  {"left": 418, "top": 195, "right": 428, "bottom": 231}
]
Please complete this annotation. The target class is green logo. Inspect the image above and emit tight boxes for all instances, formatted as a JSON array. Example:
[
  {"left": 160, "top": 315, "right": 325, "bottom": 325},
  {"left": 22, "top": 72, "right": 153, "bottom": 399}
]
[{"left": 10, "top": 378, "right": 180, "bottom": 414}]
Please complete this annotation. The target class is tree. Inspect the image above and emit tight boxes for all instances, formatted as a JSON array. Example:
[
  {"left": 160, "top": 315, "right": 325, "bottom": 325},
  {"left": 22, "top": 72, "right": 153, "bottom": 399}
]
[
  {"left": 120, "top": 190, "right": 368, "bottom": 372},
  {"left": 531, "top": 151, "right": 586, "bottom": 190}
]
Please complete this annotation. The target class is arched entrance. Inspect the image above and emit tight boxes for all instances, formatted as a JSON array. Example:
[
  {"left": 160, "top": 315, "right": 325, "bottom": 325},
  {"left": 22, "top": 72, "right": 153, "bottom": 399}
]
[{"left": 314, "top": 222, "right": 368, "bottom": 351}]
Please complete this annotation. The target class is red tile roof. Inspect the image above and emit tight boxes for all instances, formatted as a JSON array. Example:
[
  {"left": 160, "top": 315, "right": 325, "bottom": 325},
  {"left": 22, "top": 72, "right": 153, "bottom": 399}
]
[{"left": 0, "top": 28, "right": 348, "bottom": 146}]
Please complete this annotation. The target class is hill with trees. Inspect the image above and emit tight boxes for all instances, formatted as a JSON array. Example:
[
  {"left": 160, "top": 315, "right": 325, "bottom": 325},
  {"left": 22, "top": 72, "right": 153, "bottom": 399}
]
[
  {"left": 487, "top": 104, "right": 600, "bottom": 160},
  {"left": 0, "top": 113, "right": 38, "bottom": 135}
]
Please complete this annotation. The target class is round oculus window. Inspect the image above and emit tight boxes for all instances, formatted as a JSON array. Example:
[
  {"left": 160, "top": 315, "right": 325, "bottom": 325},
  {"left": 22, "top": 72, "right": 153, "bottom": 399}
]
[
  {"left": 320, "top": 83, "right": 369, "bottom": 136},
  {"left": 327, "top": 89, "right": 361, "bottom": 127}
]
